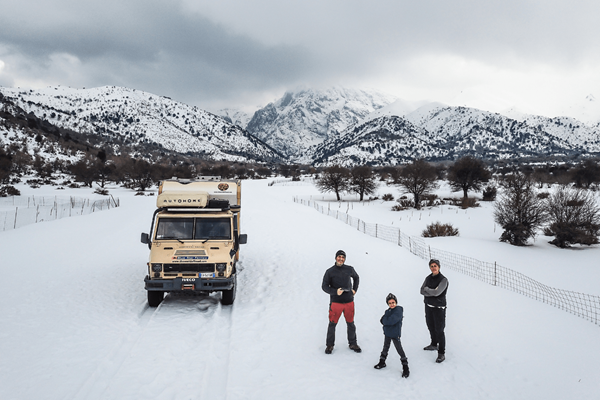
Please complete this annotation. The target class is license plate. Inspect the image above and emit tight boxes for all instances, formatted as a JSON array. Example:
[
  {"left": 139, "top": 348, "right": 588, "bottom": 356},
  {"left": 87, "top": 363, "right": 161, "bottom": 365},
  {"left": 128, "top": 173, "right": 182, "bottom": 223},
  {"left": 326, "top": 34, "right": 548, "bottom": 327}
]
[{"left": 200, "top": 272, "right": 215, "bottom": 278}]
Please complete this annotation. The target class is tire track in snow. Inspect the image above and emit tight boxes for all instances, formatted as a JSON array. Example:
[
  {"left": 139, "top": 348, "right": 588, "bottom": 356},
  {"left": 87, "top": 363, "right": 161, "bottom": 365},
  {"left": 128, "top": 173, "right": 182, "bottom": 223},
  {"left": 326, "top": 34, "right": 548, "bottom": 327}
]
[
  {"left": 69, "top": 300, "right": 159, "bottom": 400},
  {"left": 197, "top": 303, "right": 234, "bottom": 400}
]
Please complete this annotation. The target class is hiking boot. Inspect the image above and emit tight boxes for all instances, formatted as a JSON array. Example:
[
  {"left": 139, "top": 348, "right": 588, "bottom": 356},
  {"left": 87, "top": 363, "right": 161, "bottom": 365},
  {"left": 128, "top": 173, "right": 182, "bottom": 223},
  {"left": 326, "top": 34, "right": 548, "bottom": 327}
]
[
  {"left": 349, "top": 343, "right": 362, "bottom": 353},
  {"left": 325, "top": 346, "right": 334, "bottom": 354},
  {"left": 436, "top": 353, "right": 445, "bottom": 363},
  {"left": 423, "top": 344, "right": 438, "bottom": 351},
  {"left": 374, "top": 360, "right": 386, "bottom": 369},
  {"left": 402, "top": 364, "right": 410, "bottom": 378}
]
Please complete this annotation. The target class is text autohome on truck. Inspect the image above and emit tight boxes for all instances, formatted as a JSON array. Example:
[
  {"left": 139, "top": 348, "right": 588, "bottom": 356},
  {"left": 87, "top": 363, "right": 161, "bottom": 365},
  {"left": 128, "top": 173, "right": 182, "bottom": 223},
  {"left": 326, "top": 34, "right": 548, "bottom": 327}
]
[{"left": 141, "top": 177, "right": 247, "bottom": 307}]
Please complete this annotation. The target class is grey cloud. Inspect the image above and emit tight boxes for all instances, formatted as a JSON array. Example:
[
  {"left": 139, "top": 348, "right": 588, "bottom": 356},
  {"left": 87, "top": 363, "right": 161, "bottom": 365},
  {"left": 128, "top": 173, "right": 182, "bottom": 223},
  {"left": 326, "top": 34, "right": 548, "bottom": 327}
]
[{"left": 0, "top": 0, "right": 314, "bottom": 105}]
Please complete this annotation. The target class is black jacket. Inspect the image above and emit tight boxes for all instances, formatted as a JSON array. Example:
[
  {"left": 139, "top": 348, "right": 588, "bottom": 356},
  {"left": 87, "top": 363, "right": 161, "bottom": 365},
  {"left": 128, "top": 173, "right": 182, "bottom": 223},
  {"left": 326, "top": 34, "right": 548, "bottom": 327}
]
[
  {"left": 420, "top": 272, "right": 448, "bottom": 307},
  {"left": 322, "top": 264, "right": 359, "bottom": 304}
]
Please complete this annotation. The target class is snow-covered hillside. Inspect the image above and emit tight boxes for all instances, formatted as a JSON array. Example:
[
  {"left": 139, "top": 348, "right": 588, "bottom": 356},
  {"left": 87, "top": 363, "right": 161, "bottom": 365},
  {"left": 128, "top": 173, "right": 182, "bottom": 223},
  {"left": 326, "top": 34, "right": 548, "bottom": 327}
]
[
  {"left": 308, "top": 116, "right": 448, "bottom": 166},
  {"left": 0, "top": 86, "right": 281, "bottom": 163},
  {"left": 1, "top": 179, "right": 599, "bottom": 399},
  {"left": 245, "top": 87, "right": 397, "bottom": 159},
  {"left": 3, "top": 84, "right": 599, "bottom": 167}
]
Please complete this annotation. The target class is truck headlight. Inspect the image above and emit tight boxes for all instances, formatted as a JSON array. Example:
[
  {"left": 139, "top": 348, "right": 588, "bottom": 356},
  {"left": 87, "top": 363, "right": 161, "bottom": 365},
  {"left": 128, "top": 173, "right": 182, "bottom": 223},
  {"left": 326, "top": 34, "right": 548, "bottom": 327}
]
[
  {"left": 152, "top": 263, "right": 163, "bottom": 272},
  {"left": 216, "top": 263, "right": 227, "bottom": 272}
]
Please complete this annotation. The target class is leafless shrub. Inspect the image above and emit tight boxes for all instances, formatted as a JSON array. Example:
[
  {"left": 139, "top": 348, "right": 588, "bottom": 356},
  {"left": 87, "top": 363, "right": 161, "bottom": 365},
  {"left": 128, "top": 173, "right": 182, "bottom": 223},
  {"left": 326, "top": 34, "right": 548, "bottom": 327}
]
[
  {"left": 545, "top": 187, "right": 600, "bottom": 248},
  {"left": 422, "top": 222, "right": 459, "bottom": 237},
  {"left": 382, "top": 193, "right": 394, "bottom": 201}
]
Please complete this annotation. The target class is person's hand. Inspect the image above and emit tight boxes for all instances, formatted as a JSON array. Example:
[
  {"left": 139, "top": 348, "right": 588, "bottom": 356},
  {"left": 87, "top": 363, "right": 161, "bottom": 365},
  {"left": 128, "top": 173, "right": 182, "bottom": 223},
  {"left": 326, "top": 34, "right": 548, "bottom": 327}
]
[
  {"left": 352, "top": 290, "right": 356, "bottom": 295},
  {"left": 337, "top": 288, "right": 343, "bottom": 296}
]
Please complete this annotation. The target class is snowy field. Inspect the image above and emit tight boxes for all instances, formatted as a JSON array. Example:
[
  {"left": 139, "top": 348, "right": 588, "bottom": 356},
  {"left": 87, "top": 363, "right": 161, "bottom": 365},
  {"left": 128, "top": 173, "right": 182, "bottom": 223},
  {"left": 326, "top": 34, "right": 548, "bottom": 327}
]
[{"left": 1, "top": 178, "right": 599, "bottom": 400}]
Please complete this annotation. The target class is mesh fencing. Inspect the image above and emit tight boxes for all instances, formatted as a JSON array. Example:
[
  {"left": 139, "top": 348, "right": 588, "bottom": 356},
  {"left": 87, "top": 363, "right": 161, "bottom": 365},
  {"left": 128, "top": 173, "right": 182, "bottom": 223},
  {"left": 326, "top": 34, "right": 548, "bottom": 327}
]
[
  {"left": 294, "top": 196, "right": 600, "bottom": 326},
  {"left": 0, "top": 195, "right": 120, "bottom": 232}
]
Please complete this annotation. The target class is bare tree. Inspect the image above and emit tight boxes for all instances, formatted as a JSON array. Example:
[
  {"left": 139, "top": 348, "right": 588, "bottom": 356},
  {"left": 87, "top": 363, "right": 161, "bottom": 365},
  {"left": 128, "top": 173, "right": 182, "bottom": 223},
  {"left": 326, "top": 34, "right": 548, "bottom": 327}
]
[
  {"left": 571, "top": 160, "right": 600, "bottom": 189},
  {"left": 350, "top": 165, "right": 377, "bottom": 201},
  {"left": 544, "top": 186, "right": 600, "bottom": 248},
  {"left": 395, "top": 159, "right": 438, "bottom": 209},
  {"left": 0, "top": 146, "right": 14, "bottom": 184},
  {"left": 494, "top": 172, "right": 547, "bottom": 246},
  {"left": 316, "top": 165, "right": 350, "bottom": 201},
  {"left": 447, "top": 156, "right": 491, "bottom": 200}
]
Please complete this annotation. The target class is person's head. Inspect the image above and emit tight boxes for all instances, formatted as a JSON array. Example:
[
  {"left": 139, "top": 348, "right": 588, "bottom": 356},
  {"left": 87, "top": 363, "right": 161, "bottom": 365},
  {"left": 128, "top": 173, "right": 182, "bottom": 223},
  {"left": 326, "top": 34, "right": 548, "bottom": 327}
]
[
  {"left": 386, "top": 293, "right": 397, "bottom": 308},
  {"left": 429, "top": 259, "right": 440, "bottom": 275},
  {"left": 335, "top": 250, "right": 346, "bottom": 266}
]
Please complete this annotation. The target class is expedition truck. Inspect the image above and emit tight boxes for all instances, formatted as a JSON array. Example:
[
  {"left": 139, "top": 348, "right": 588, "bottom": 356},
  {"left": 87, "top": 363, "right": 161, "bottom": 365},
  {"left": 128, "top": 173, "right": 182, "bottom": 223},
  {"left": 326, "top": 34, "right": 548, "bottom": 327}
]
[{"left": 141, "top": 177, "right": 247, "bottom": 307}]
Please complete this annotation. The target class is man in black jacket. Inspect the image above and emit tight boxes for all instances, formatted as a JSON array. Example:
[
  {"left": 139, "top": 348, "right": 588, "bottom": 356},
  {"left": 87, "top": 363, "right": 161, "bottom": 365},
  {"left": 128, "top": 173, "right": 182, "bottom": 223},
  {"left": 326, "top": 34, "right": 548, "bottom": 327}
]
[
  {"left": 322, "top": 250, "right": 361, "bottom": 354},
  {"left": 420, "top": 258, "right": 449, "bottom": 363}
]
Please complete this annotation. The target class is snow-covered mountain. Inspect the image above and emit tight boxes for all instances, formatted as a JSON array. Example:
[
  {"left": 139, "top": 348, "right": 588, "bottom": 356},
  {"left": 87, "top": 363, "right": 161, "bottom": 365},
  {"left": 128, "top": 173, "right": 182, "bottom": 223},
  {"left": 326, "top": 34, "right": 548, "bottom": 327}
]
[
  {"left": 0, "top": 86, "right": 281, "bottom": 163},
  {"left": 3, "top": 84, "right": 599, "bottom": 168},
  {"left": 217, "top": 108, "right": 252, "bottom": 129},
  {"left": 245, "top": 87, "right": 398, "bottom": 159},
  {"left": 308, "top": 116, "right": 448, "bottom": 167},
  {"left": 310, "top": 103, "right": 600, "bottom": 166}
]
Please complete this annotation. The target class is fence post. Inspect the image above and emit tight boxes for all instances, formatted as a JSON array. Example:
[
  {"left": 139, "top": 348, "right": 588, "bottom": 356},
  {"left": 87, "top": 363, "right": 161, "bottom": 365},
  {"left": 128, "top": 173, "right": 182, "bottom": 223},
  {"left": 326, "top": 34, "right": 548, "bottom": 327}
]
[
  {"left": 398, "top": 229, "right": 401, "bottom": 246},
  {"left": 494, "top": 262, "right": 497, "bottom": 286},
  {"left": 14, "top": 207, "right": 18, "bottom": 229},
  {"left": 429, "top": 245, "right": 431, "bottom": 259},
  {"left": 376, "top": 224, "right": 378, "bottom": 238}
]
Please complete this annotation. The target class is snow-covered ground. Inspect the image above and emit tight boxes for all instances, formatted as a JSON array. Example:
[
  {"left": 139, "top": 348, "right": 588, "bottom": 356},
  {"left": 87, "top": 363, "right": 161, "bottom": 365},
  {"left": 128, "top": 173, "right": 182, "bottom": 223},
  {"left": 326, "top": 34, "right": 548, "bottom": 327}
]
[{"left": 1, "top": 179, "right": 599, "bottom": 400}]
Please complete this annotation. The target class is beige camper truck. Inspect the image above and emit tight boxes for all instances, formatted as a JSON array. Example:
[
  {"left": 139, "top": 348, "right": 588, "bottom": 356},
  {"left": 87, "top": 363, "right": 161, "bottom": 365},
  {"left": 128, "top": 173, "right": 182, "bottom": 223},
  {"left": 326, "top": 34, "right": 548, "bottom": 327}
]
[{"left": 141, "top": 177, "right": 247, "bottom": 306}]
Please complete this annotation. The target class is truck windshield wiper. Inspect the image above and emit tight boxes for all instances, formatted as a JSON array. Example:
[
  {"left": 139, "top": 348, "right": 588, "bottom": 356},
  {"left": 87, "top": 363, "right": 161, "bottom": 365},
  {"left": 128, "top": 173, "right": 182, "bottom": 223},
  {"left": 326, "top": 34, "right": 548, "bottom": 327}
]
[{"left": 162, "top": 236, "right": 185, "bottom": 243}]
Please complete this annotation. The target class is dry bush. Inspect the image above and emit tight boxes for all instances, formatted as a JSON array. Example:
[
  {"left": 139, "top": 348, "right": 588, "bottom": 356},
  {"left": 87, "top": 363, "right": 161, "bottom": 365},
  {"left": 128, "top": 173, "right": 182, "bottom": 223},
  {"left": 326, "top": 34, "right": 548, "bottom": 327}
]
[
  {"left": 482, "top": 185, "right": 497, "bottom": 201},
  {"left": 382, "top": 193, "right": 394, "bottom": 201},
  {"left": 392, "top": 198, "right": 413, "bottom": 211},
  {"left": 422, "top": 222, "right": 459, "bottom": 237},
  {"left": 460, "top": 197, "right": 480, "bottom": 209}
]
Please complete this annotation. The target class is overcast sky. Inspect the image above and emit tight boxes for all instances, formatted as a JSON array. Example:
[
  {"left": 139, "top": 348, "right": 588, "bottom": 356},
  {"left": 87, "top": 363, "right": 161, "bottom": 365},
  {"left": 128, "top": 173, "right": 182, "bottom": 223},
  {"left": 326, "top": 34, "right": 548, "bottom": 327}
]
[{"left": 0, "top": 0, "right": 599, "bottom": 118}]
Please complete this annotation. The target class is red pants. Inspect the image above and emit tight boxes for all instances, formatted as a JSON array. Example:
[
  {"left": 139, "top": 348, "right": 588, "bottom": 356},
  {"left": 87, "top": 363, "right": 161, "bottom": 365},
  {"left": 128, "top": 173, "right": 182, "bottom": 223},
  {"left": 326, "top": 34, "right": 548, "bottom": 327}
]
[{"left": 329, "top": 301, "right": 355, "bottom": 323}]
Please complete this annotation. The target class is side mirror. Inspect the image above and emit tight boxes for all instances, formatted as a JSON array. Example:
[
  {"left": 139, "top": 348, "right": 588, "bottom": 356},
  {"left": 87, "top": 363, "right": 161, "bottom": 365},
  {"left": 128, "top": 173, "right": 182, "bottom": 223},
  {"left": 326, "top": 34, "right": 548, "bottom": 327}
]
[
  {"left": 141, "top": 232, "right": 150, "bottom": 244},
  {"left": 238, "top": 234, "right": 248, "bottom": 245}
]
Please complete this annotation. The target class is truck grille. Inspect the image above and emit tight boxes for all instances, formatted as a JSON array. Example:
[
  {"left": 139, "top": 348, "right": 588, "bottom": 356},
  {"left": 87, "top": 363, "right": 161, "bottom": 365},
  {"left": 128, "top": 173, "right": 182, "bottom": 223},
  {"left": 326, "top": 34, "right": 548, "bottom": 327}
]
[{"left": 163, "top": 263, "right": 215, "bottom": 273}]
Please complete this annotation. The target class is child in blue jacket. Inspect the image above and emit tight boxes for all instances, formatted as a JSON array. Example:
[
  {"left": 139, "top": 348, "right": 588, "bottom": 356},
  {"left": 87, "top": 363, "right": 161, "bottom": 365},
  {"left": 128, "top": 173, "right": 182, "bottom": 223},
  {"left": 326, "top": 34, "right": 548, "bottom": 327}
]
[{"left": 374, "top": 293, "right": 409, "bottom": 378}]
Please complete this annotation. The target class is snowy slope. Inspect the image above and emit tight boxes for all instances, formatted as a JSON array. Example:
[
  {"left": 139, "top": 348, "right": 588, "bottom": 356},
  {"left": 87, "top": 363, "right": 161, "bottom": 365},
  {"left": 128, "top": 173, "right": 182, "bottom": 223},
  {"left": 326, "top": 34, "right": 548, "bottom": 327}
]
[
  {"left": 1, "top": 180, "right": 599, "bottom": 399},
  {"left": 308, "top": 116, "right": 448, "bottom": 167},
  {"left": 246, "top": 87, "right": 397, "bottom": 159},
  {"left": 0, "top": 86, "right": 281, "bottom": 163},
  {"left": 404, "top": 104, "right": 600, "bottom": 157},
  {"left": 217, "top": 108, "right": 252, "bottom": 129}
]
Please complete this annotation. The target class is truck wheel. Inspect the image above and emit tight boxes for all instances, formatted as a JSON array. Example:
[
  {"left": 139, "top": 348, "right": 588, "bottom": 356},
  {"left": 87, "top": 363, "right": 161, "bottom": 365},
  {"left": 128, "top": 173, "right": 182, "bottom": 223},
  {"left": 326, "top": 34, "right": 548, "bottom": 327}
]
[
  {"left": 148, "top": 290, "right": 164, "bottom": 307},
  {"left": 221, "top": 275, "right": 236, "bottom": 305}
]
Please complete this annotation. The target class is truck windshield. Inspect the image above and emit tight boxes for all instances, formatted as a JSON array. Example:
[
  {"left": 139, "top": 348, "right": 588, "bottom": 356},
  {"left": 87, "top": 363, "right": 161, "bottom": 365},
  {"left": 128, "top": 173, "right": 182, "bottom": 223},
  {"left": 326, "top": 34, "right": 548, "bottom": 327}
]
[
  {"left": 156, "top": 218, "right": 194, "bottom": 240},
  {"left": 155, "top": 217, "right": 231, "bottom": 241},
  {"left": 195, "top": 218, "right": 231, "bottom": 240}
]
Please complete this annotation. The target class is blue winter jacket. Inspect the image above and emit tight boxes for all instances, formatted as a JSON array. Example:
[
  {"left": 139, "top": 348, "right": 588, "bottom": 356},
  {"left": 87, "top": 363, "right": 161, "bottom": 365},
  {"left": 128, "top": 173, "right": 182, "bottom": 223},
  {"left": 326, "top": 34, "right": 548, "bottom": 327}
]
[{"left": 380, "top": 306, "right": 404, "bottom": 338}]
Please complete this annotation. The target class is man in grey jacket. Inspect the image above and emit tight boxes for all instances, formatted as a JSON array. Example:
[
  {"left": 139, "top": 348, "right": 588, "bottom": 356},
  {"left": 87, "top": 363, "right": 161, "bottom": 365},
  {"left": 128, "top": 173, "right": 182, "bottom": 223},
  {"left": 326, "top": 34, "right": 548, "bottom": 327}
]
[{"left": 420, "top": 258, "right": 449, "bottom": 363}]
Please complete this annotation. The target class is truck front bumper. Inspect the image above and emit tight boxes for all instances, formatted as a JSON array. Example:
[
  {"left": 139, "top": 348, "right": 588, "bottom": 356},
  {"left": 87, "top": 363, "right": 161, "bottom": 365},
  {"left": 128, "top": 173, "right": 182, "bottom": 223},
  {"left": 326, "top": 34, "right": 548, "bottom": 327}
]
[{"left": 144, "top": 275, "right": 234, "bottom": 292}]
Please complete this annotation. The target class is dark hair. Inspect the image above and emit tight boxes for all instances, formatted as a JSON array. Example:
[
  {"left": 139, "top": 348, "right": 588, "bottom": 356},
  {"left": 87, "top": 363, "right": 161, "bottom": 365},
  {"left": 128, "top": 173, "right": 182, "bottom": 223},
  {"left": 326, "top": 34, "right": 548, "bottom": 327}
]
[{"left": 429, "top": 258, "right": 440, "bottom": 267}]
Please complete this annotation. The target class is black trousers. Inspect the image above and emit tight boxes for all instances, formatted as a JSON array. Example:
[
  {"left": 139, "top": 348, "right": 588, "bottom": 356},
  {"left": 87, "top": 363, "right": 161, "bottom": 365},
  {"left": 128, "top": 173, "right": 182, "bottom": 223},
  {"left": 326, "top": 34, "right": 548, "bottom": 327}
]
[
  {"left": 425, "top": 305, "right": 446, "bottom": 354},
  {"left": 326, "top": 321, "right": 356, "bottom": 347},
  {"left": 380, "top": 336, "right": 408, "bottom": 365}
]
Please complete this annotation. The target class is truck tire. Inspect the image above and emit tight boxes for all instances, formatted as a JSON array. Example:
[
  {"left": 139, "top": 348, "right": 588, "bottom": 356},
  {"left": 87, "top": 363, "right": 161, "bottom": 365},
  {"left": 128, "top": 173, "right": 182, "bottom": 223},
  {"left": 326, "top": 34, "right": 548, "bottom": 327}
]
[
  {"left": 148, "top": 290, "right": 164, "bottom": 307},
  {"left": 221, "top": 275, "right": 236, "bottom": 305}
]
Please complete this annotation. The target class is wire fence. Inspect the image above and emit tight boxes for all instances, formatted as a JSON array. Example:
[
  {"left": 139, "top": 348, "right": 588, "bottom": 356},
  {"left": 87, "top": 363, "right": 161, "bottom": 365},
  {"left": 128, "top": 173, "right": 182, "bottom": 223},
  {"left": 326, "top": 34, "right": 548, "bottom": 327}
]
[
  {"left": 0, "top": 195, "right": 120, "bottom": 232},
  {"left": 294, "top": 196, "right": 600, "bottom": 327}
]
